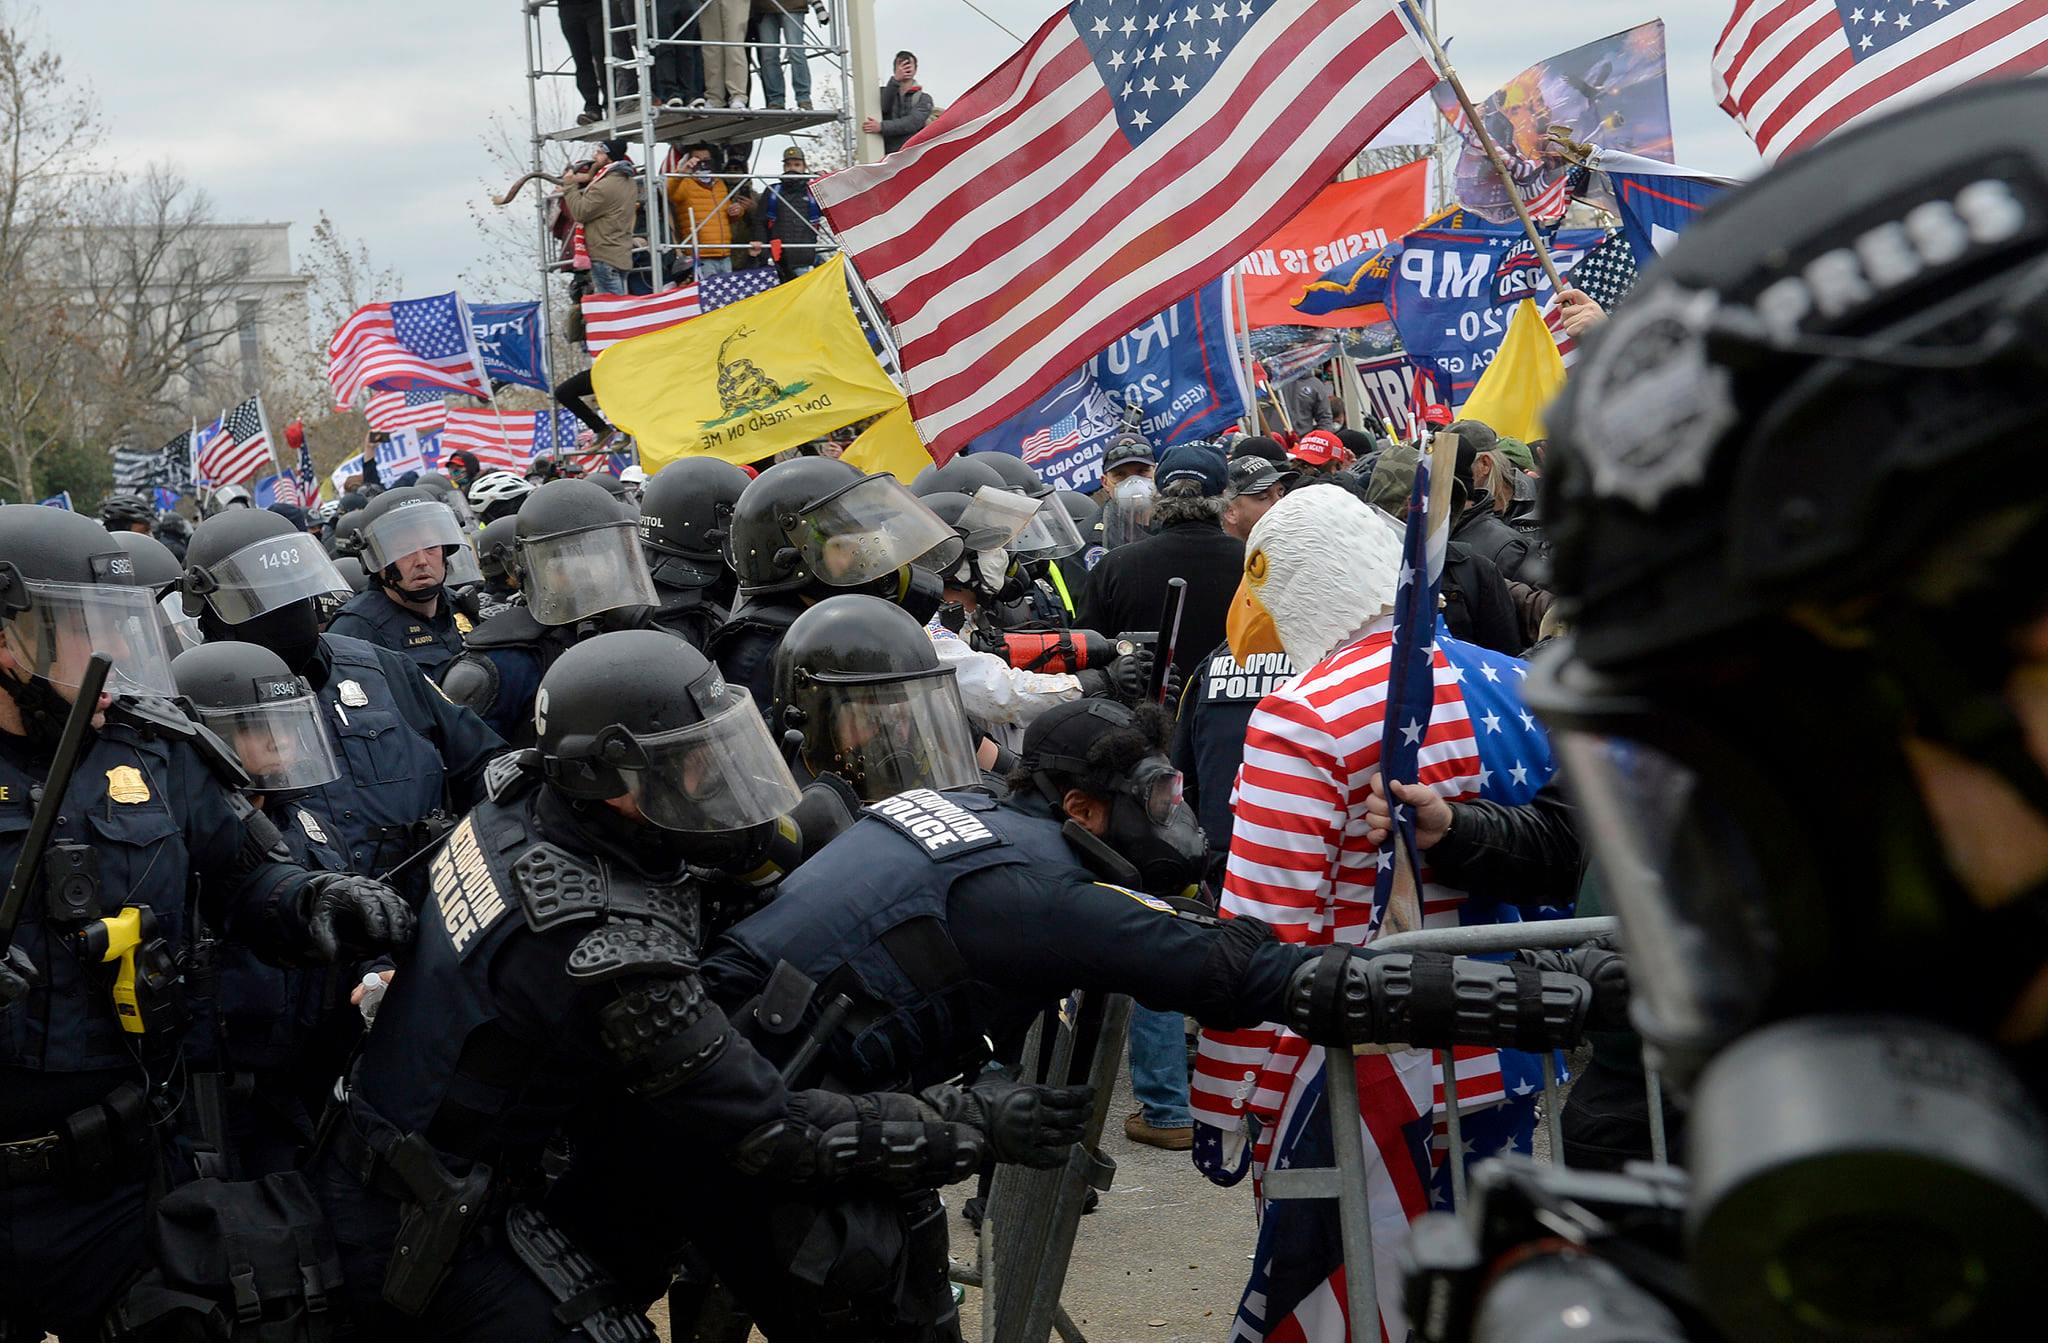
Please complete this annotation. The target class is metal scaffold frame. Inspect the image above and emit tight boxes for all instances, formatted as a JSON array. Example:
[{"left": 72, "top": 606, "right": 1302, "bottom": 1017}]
[{"left": 520, "top": 0, "right": 861, "bottom": 329}]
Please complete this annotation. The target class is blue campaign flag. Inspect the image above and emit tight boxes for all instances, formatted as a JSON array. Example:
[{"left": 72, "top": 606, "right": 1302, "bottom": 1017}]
[
  {"left": 965, "top": 278, "right": 1249, "bottom": 492},
  {"left": 38, "top": 491, "right": 72, "bottom": 510},
  {"left": 469, "top": 302, "right": 551, "bottom": 393},
  {"left": 152, "top": 486, "right": 181, "bottom": 511},
  {"left": 1610, "top": 169, "right": 1732, "bottom": 269},
  {"left": 1292, "top": 240, "right": 1398, "bottom": 319},
  {"left": 1386, "top": 226, "right": 1606, "bottom": 406}
]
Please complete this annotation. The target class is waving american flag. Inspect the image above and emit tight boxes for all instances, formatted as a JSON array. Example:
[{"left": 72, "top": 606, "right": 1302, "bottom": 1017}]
[{"left": 328, "top": 292, "right": 493, "bottom": 409}]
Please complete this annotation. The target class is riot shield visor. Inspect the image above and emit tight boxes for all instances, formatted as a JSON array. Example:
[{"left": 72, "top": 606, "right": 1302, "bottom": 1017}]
[
  {"left": 796, "top": 669, "right": 981, "bottom": 801},
  {"left": 195, "top": 687, "right": 342, "bottom": 791},
  {"left": 1008, "top": 494, "right": 1086, "bottom": 562},
  {"left": 519, "top": 522, "right": 660, "bottom": 626},
  {"left": 792, "top": 475, "right": 962, "bottom": 586},
  {"left": 621, "top": 691, "right": 805, "bottom": 832},
  {"left": 3, "top": 579, "right": 174, "bottom": 697},
  {"left": 444, "top": 539, "right": 484, "bottom": 589},
  {"left": 360, "top": 500, "right": 467, "bottom": 572},
  {"left": 157, "top": 591, "right": 204, "bottom": 656},
  {"left": 951, "top": 487, "right": 1039, "bottom": 552},
  {"left": 195, "top": 535, "right": 352, "bottom": 624},
  {"left": 1100, "top": 480, "right": 1156, "bottom": 549}
]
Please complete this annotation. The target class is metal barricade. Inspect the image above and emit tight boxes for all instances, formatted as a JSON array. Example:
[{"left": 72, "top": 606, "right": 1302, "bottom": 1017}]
[
  {"left": 952, "top": 989, "right": 1132, "bottom": 1343},
  {"left": 1259, "top": 916, "right": 1627, "bottom": 1343}
]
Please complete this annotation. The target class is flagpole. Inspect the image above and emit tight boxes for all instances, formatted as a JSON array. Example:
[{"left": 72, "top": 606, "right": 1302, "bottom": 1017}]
[
  {"left": 839, "top": 253, "right": 906, "bottom": 392},
  {"left": 1233, "top": 266, "right": 1261, "bottom": 435},
  {"left": 1399, "top": 0, "right": 1569, "bottom": 297},
  {"left": 252, "top": 393, "right": 285, "bottom": 491}
]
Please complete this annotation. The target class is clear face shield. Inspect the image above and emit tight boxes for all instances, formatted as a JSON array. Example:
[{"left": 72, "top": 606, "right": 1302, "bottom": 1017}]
[
  {"left": 617, "top": 689, "right": 806, "bottom": 833},
  {"left": 796, "top": 669, "right": 981, "bottom": 802},
  {"left": 443, "top": 538, "right": 484, "bottom": 589},
  {"left": 1008, "top": 494, "right": 1086, "bottom": 563},
  {"left": 360, "top": 500, "right": 467, "bottom": 573},
  {"left": 950, "top": 488, "right": 1038, "bottom": 553},
  {"left": 3, "top": 577, "right": 175, "bottom": 698},
  {"left": 1100, "top": 478, "right": 1156, "bottom": 549},
  {"left": 157, "top": 591, "right": 204, "bottom": 657},
  {"left": 789, "top": 475, "right": 962, "bottom": 587},
  {"left": 190, "top": 535, "right": 352, "bottom": 625},
  {"left": 194, "top": 680, "right": 342, "bottom": 792},
  {"left": 519, "top": 521, "right": 660, "bottom": 626}
]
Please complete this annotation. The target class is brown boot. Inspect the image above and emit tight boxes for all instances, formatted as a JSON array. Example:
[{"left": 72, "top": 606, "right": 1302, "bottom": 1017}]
[{"left": 1123, "top": 1110, "right": 1193, "bottom": 1151}]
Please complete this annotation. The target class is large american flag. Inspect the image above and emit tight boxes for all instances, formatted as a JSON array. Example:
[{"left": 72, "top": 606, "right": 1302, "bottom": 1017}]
[
  {"left": 442, "top": 408, "right": 581, "bottom": 474},
  {"left": 327, "top": 292, "right": 493, "bottom": 409},
  {"left": 1713, "top": 0, "right": 2048, "bottom": 159},
  {"left": 579, "top": 267, "right": 782, "bottom": 353},
  {"left": 198, "top": 395, "right": 274, "bottom": 486},
  {"left": 365, "top": 388, "right": 450, "bottom": 434},
  {"left": 813, "top": 0, "right": 1437, "bottom": 462}
]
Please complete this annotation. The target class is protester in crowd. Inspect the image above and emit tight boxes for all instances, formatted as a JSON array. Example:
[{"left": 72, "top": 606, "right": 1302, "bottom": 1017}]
[
  {"left": 560, "top": 0, "right": 606, "bottom": 122},
  {"left": 756, "top": 145, "right": 824, "bottom": 278},
  {"left": 1447, "top": 421, "right": 1535, "bottom": 583},
  {"left": 1554, "top": 285, "right": 1607, "bottom": 339},
  {"left": 1289, "top": 426, "right": 1352, "bottom": 477},
  {"left": 553, "top": 365, "right": 613, "bottom": 440},
  {"left": 563, "top": 139, "right": 637, "bottom": 295},
  {"left": 99, "top": 492, "right": 155, "bottom": 535},
  {"left": 753, "top": 0, "right": 814, "bottom": 109},
  {"left": 1365, "top": 440, "right": 1522, "bottom": 655},
  {"left": 1289, "top": 368, "right": 1337, "bottom": 433},
  {"left": 697, "top": 0, "right": 752, "bottom": 107},
  {"left": 724, "top": 144, "right": 761, "bottom": 260},
  {"left": 863, "top": 50, "right": 935, "bottom": 154},
  {"left": 668, "top": 143, "right": 738, "bottom": 275},
  {"left": 1220, "top": 453, "right": 1297, "bottom": 542}
]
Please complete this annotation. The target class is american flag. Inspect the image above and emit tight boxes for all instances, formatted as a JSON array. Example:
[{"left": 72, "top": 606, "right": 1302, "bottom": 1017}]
[
  {"left": 198, "top": 396, "right": 274, "bottom": 486},
  {"left": 254, "top": 472, "right": 302, "bottom": 509},
  {"left": 1713, "top": 0, "right": 2048, "bottom": 160},
  {"left": 442, "top": 408, "right": 581, "bottom": 474},
  {"left": 1020, "top": 412, "right": 1083, "bottom": 464},
  {"left": 579, "top": 267, "right": 782, "bottom": 353},
  {"left": 365, "top": 388, "right": 450, "bottom": 434},
  {"left": 327, "top": 291, "right": 493, "bottom": 409},
  {"left": 813, "top": 0, "right": 1437, "bottom": 462}
]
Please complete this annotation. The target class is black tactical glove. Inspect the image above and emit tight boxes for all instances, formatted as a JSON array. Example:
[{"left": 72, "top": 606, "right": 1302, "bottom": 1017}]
[
  {"left": 0, "top": 945, "right": 36, "bottom": 1010},
  {"left": 730, "top": 1089, "right": 988, "bottom": 1189},
  {"left": 919, "top": 1080, "right": 1093, "bottom": 1167},
  {"left": 303, "top": 872, "right": 417, "bottom": 961},
  {"left": 1517, "top": 941, "right": 1629, "bottom": 1032},
  {"left": 1077, "top": 647, "right": 1155, "bottom": 703}
]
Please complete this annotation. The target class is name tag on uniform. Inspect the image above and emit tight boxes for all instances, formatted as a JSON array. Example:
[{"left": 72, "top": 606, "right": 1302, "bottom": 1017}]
[
  {"left": 866, "top": 789, "right": 1003, "bottom": 858},
  {"left": 407, "top": 633, "right": 438, "bottom": 647}
]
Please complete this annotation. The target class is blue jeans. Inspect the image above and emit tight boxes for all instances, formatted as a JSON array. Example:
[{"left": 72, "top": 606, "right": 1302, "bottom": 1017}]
[
  {"left": 753, "top": 10, "right": 812, "bottom": 106},
  {"left": 695, "top": 254, "right": 734, "bottom": 276},
  {"left": 589, "top": 259, "right": 628, "bottom": 295},
  {"left": 1128, "top": 1006, "right": 1191, "bottom": 1128}
]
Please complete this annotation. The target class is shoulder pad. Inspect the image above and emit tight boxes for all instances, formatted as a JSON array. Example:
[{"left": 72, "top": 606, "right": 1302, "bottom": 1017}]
[
  {"left": 864, "top": 788, "right": 1007, "bottom": 858},
  {"left": 105, "top": 694, "right": 252, "bottom": 790},
  {"left": 566, "top": 920, "right": 697, "bottom": 984},
  {"left": 483, "top": 748, "right": 542, "bottom": 803},
  {"left": 463, "top": 605, "right": 549, "bottom": 651},
  {"left": 512, "top": 841, "right": 609, "bottom": 930},
  {"left": 440, "top": 653, "right": 502, "bottom": 714}
]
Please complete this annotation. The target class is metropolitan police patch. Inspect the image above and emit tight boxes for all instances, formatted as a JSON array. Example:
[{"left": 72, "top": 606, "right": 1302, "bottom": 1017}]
[{"left": 865, "top": 789, "right": 1004, "bottom": 858}]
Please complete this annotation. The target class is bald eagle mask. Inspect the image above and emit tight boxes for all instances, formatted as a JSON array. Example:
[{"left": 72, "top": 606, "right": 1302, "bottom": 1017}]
[{"left": 1227, "top": 486, "right": 1403, "bottom": 668}]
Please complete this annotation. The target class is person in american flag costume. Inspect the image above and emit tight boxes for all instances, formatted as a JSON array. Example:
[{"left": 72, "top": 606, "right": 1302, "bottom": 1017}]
[{"left": 1192, "top": 481, "right": 1593, "bottom": 1342}]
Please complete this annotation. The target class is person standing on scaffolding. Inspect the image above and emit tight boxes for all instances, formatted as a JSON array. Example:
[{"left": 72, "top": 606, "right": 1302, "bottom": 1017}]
[
  {"left": 563, "top": 139, "right": 636, "bottom": 295},
  {"left": 667, "top": 142, "right": 738, "bottom": 277}
]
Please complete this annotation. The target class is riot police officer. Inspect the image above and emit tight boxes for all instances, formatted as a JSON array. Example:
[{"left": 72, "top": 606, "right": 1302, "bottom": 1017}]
[
  {"left": 109, "top": 528, "right": 204, "bottom": 656},
  {"left": 182, "top": 507, "right": 505, "bottom": 876},
  {"left": 325, "top": 487, "right": 479, "bottom": 676},
  {"left": 0, "top": 505, "right": 414, "bottom": 1339},
  {"left": 708, "top": 457, "right": 959, "bottom": 713},
  {"left": 637, "top": 455, "right": 751, "bottom": 650},
  {"left": 472, "top": 514, "right": 522, "bottom": 622},
  {"left": 1405, "top": 81, "right": 2048, "bottom": 1343},
  {"left": 311, "top": 629, "right": 1090, "bottom": 1341},
  {"left": 440, "top": 477, "right": 657, "bottom": 744},
  {"left": 171, "top": 640, "right": 364, "bottom": 1176}
]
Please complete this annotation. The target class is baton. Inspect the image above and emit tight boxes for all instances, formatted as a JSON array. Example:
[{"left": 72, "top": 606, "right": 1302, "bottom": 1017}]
[
  {"left": 0, "top": 654, "right": 112, "bottom": 956},
  {"left": 1147, "top": 577, "right": 1187, "bottom": 704}
]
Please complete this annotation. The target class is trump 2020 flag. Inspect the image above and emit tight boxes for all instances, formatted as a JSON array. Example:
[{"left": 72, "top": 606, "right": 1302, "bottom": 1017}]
[
  {"left": 813, "top": 0, "right": 1438, "bottom": 462},
  {"left": 469, "top": 301, "right": 552, "bottom": 392},
  {"left": 1593, "top": 146, "right": 1737, "bottom": 268}
]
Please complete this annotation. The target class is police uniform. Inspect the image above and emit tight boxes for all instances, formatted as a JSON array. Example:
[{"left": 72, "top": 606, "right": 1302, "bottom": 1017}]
[
  {"left": 325, "top": 586, "right": 470, "bottom": 678},
  {"left": 474, "top": 579, "right": 522, "bottom": 624},
  {"left": 299, "top": 633, "right": 504, "bottom": 877},
  {"left": 1173, "top": 641, "right": 1295, "bottom": 887},
  {"left": 705, "top": 597, "right": 803, "bottom": 718},
  {"left": 0, "top": 721, "right": 341, "bottom": 1337},
  {"left": 647, "top": 585, "right": 728, "bottom": 652},
  {"left": 439, "top": 606, "right": 577, "bottom": 747}
]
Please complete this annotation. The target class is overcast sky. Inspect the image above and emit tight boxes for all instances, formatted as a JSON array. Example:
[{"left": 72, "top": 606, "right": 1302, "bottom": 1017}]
[{"left": 43, "top": 1, "right": 1759, "bottom": 321}]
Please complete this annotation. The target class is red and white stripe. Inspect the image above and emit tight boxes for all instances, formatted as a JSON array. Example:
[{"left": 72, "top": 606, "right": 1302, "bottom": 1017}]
[
  {"left": 442, "top": 409, "right": 537, "bottom": 475},
  {"left": 581, "top": 286, "right": 703, "bottom": 353},
  {"left": 1713, "top": 0, "right": 2048, "bottom": 159},
  {"left": 196, "top": 430, "right": 270, "bottom": 487},
  {"left": 365, "top": 391, "right": 448, "bottom": 434},
  {"left": 326, "top": 302, "right": 492, "bottom": 410},
  {"left": 813, "top": 0, "right": 1436, "bottom": 461}
]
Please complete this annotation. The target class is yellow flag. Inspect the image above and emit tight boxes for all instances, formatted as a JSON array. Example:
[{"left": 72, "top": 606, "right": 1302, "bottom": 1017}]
[
  {"left": 1458, "top": 298, "right": 1566, "bottom": 442},
  {"left": 841, "top": 405, "right": 934, "bottom": 483},
  {"left": 593, "top": 255, "right": 905, "bottom": 470}
]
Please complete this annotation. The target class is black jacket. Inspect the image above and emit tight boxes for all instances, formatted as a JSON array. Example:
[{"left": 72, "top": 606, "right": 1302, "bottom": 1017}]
[
  {"left": 1452, "top": 497, "right": 1533, "bottom": 583},
  {"left": 1441, "top": 541, "right": 1523, "bottom": 657},
  {"left": 878, "top": 81, "right": 935, "bottom": 154},
  {"left": 1075, "top": 518, "right": 1244, "bottom": 696},
  {"left": 1426, "top": 778, "right": 1586, "bottom": 911}
]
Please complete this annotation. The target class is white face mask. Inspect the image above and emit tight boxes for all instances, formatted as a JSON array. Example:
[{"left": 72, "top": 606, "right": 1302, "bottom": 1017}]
[
  {"left": 973, "top": 549, "right": 1009, "bottom": 593},
  {"left": 1113, "top": 475, "right": 1155, "bottom": 507}
]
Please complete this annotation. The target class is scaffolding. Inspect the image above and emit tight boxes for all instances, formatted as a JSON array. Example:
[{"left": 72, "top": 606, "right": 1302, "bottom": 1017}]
[{"left": 520, "top": 0, "right": 863, "bottom": 367}]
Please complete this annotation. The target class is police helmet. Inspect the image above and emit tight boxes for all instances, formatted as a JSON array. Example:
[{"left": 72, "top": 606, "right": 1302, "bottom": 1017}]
[
  {"left": 1053, "top": 488, "right": 1102, "bottom": 536},
  {"left": 971, "top": 451, "right": 1055, "bottom": 499},
  {"left": 638, "top": 457, "right": 752, "bottom": 590},
  {"left": 111, "top": 530, "right": 202, "bottom": 655},
  {"left": 0, "top": 504, "right": 176, "bottom": 699},
  {"left": 328, "top": 508, "right": 367, "bottom": 559},
  {"left": 536, "top": 628, "right": 802, "bottom": 832},
  {"left": 914, "top": 489, "right": 1031, "bottom": 597},
  {"left": 171, "top": 641, "right": 340, "bottom": 791},
  {"left": 100, "top": 493, "right": 156, "bottom": 532},
  {"left": 908, "top": 455, "right": 1006, "bottom": 500},
  {"left": 357, "top": 486, "right": 478, "bottom": 589},
  {"left": 515, "top": 477, "right": 656, "bottom": 626},
  {"left": 332, "top": 555, "right": 369, "bottom": 595},
  {"left": 181, "top": 506, "right": 351, "bottom": 626},
  {"left": 771, "top": 595, "right": 979, "bottom": 801},
  {"left": 209, "top": 484, "right": 253, "bottom": 513},
  {"left": 730, "top": 457, "right": 960, "bottom": 597},
  {"left": 476, "top": 515, "right": 520, "bottom": 583},
  {"left": 584, "top": 471, "right": 632, "bottom": 504}
]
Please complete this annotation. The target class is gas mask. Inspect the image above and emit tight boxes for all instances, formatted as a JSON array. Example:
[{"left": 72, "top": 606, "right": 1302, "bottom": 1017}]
[{"left": 1068, "top": 756, "right": 1205, "bottom": 897}]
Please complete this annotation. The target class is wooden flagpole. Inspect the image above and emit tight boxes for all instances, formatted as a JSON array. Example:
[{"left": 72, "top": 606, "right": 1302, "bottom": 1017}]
[{"left": 1399, "top": 0, "right": 1569, "bottom": 296}]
